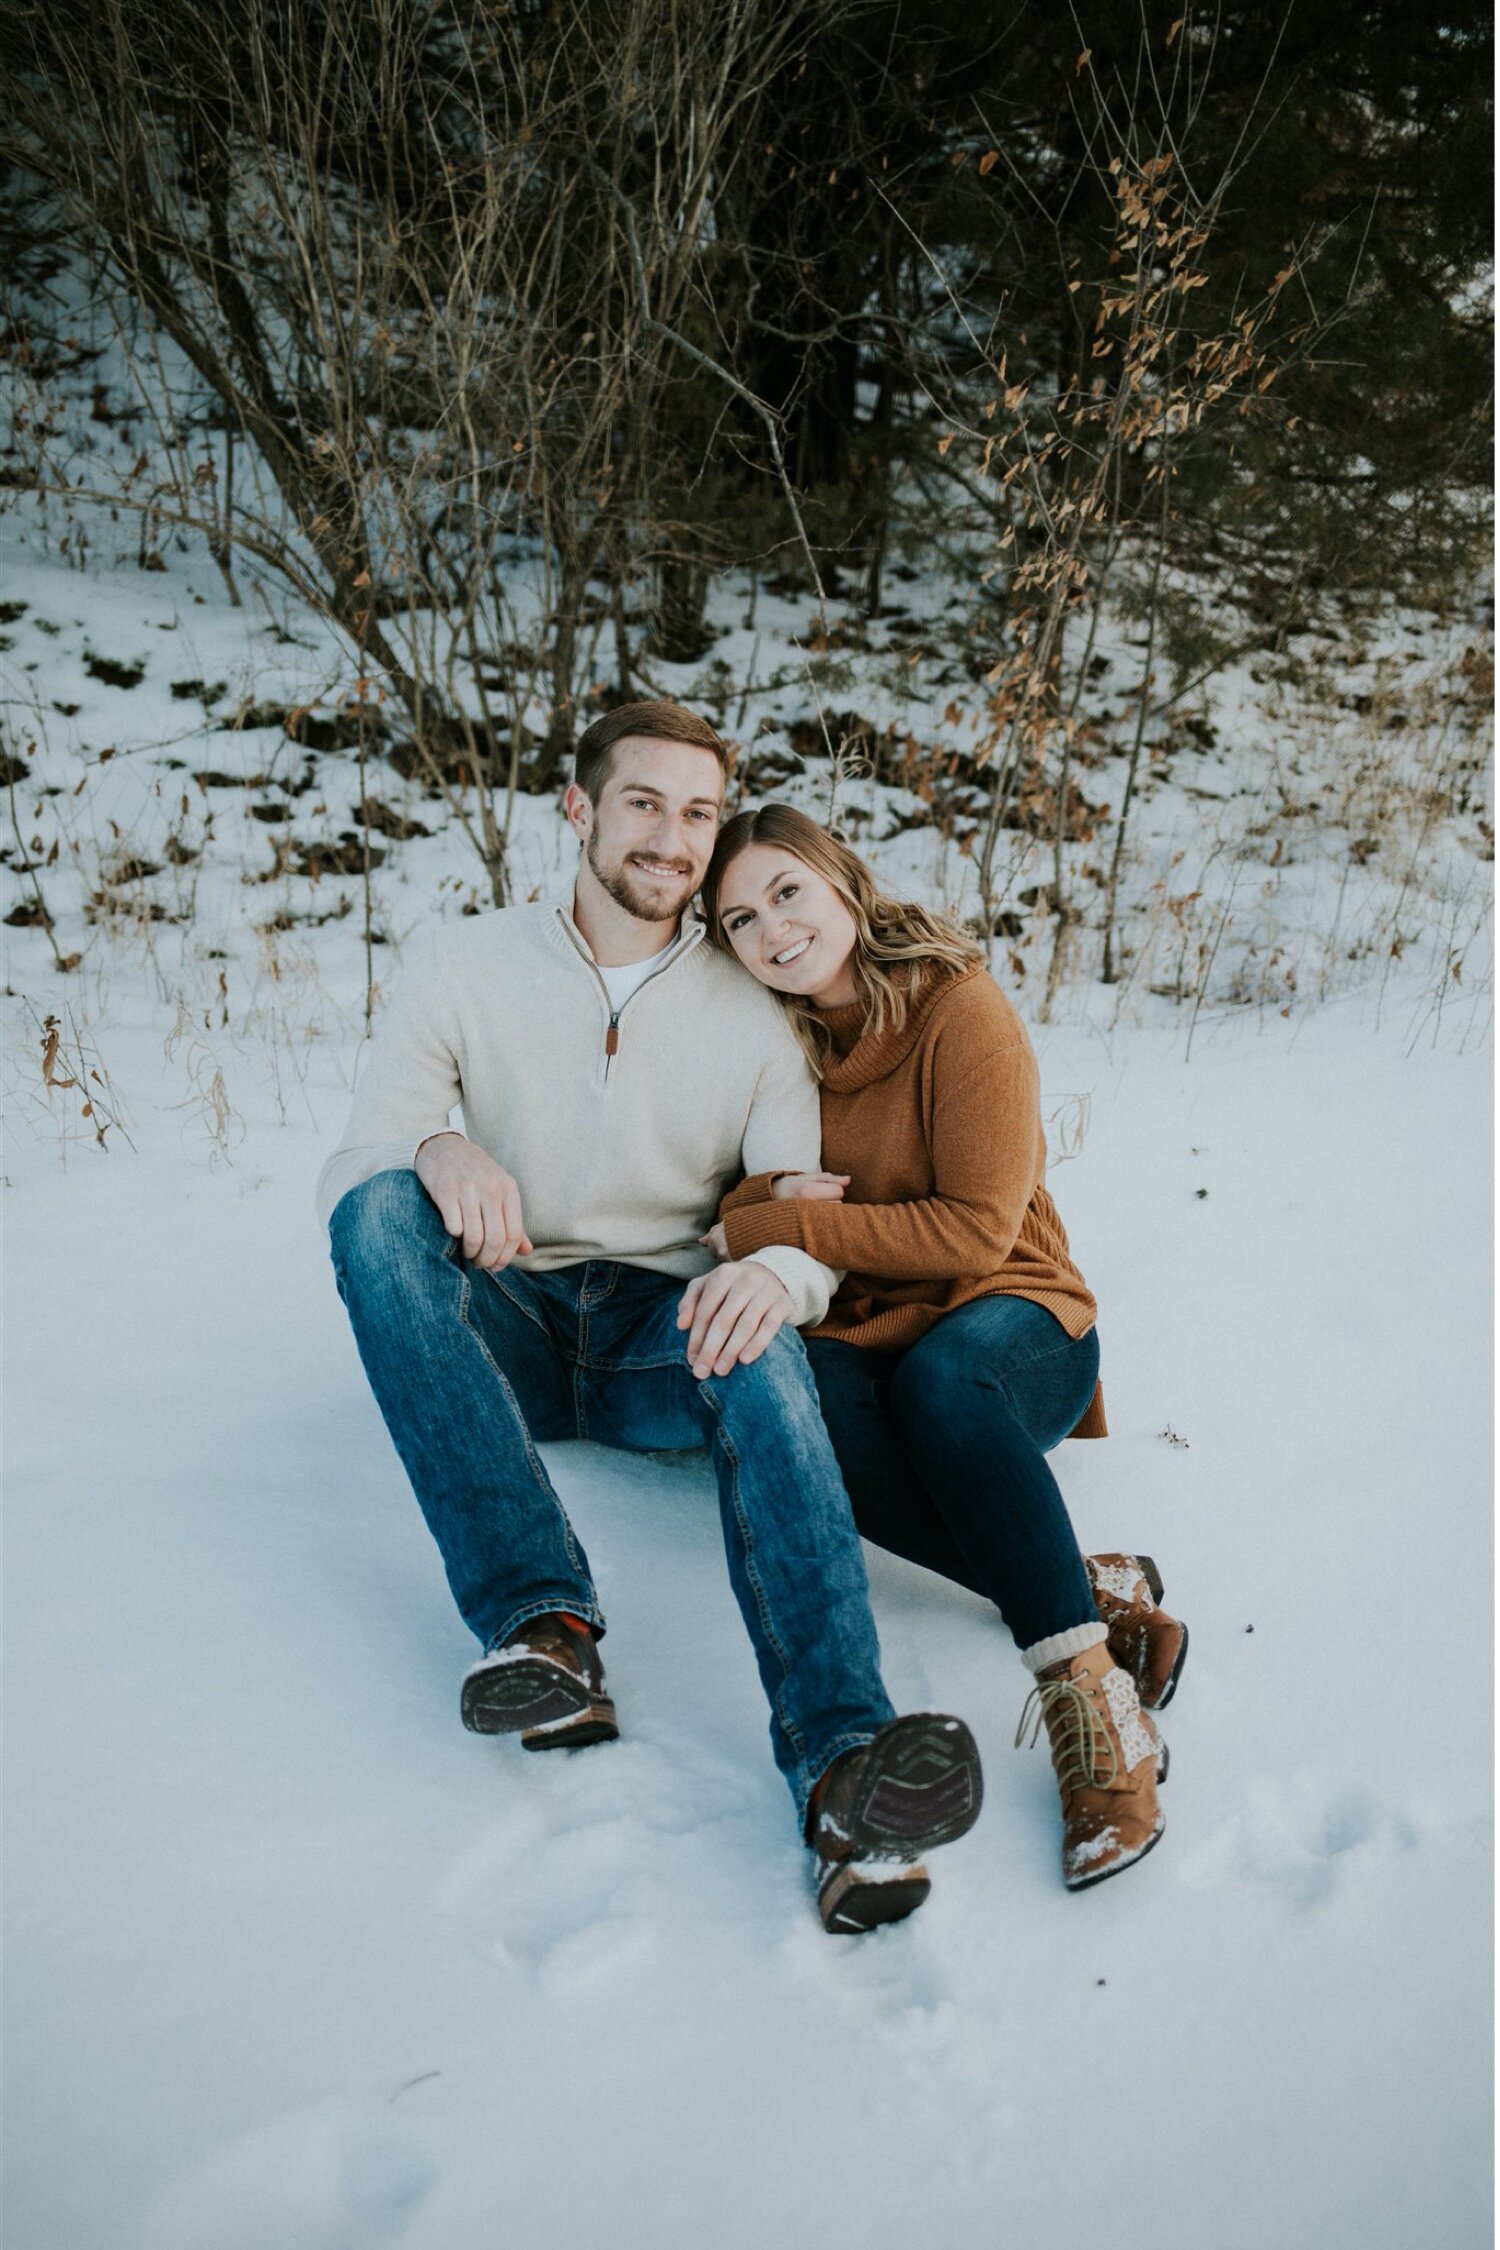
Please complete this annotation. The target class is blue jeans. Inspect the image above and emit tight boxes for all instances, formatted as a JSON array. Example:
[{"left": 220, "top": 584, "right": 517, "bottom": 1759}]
[
  {"left": 805, "top": 1295, "right": 1101, "bottom": 1654},
  {"left": 328, "top": 1171, "right": 896, "bottom": 1823}
]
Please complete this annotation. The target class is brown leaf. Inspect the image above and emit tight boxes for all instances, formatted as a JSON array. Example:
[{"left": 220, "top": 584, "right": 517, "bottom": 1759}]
[
  {"left": 41, "top": 1023, "right": 78, "bottom": 1089},
  {"left": 1166, "top": 16, "right": 1184, "bottom": 44},
  {"left": 977, "top": 150, "right": 999, "bottom": 177},
  {"left": 1076, "top": 47, "right": 1092, "bottom": 71}
]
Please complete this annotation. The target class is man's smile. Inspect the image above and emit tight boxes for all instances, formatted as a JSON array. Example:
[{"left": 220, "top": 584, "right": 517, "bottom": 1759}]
[{"left": 629, "top": 854, "right": 694, "bottom": 879}]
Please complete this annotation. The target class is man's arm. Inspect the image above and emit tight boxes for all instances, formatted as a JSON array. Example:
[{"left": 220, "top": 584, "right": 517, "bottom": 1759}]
[
  {"left": 314, "top": 935, "right": 465, "bottom": 1228},
  {"left": 731, "top": 1014, "right": 844, "bottom": 1328}
]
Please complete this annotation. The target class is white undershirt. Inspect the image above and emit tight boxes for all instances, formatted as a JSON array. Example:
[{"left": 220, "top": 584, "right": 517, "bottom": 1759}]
[{"left": 597, "top": 954, "right": 664, "bottom": 1013}]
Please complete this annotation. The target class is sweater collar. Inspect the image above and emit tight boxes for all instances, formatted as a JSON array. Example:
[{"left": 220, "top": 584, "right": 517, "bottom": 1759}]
[
  {"left": 815, "top": 960, "right": 982, "bottom": 1091},
  {"left": 546, "top": 889, "right": 705, "bottom": 977}
]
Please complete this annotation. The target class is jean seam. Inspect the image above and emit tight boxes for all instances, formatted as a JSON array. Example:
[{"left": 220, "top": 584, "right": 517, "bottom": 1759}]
[
  {"left": 699, "top": 1384, "right": 806, "bottom": 1763},
  {"left": 584, "top": 1347, "right": 693, "bottom": 1374},
  {"left": 574, "top": 1283, "right": 592, "bottom": 1439},
  {"left": 457, "top": 1266, "right": 591, "bottom": 1580},
  {"left": 485, "top": 1269, "right": 553, "bottom": 1337}
]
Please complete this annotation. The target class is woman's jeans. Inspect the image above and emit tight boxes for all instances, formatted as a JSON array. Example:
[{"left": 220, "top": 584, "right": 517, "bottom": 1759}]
[
  {"left": 328, "top": 1171, "right": 896, "bottom": 1824},
  {"left": 805, "top": 1295, "right": 1100, "bottom": 1654}
]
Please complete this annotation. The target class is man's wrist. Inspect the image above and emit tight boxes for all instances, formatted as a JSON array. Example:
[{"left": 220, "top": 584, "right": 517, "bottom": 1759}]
[{"left": 415, "top": 1130, "right": 464, "bottom": 1164}]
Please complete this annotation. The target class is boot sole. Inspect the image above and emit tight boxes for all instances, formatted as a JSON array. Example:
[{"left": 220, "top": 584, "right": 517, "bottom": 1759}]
[
  {"left": 461, "top": 1654, "right": 619, "bottom": 1750},
  {"left": 1151, "top": 1620, "right": 1190, "bottom": 1712},
  {"left": 1065, "top": 1816, "right": 1166, "bottom": 1892},
  {"left": 838, "top": 1713, "right": 984, "bottom": 1860},
  {"left": 1136, "top": 1554, "right": 1166, "bottom": 1605},
  {"left": 819, "top": 1860, "right": 932, "bottom": 1935}
]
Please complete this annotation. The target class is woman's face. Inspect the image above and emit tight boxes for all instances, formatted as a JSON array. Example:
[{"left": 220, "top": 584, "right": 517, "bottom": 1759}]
[{"left": 716, "top": 842, "right": 861, "bottom": 1007}]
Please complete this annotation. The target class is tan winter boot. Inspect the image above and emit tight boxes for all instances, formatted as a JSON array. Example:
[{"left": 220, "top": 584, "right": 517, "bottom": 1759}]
[
  {"left": 1016, "top": 1640, "right": 1165, "bottom": 1889},
  {"left": 1085, "top": 1552, "right": 1189, "bottom": 1711}
]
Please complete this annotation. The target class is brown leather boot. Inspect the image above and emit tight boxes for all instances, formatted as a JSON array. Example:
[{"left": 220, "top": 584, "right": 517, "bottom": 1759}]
[
  {"left": 808, "top": 1712, "right": 983, "bottom": 1934},
  {"left": 1085, "top": 1552, "right": 1189, "bottom": 1710},
  {"left": 461, "top": 1613, "right": 619, "bottom": 1749},
  {"left": 1015, "top": 1641, "right": 1165, "bottom": 1889}
]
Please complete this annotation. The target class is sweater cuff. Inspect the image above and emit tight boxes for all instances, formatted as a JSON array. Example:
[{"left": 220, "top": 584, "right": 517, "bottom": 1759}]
[
  {"left": 718, "top": 1169, "right": 789, "bottom": 1218},
  {"left": 721, "top": 1200, "right": 811, "bottom": 1260},
  {"left": 742, "top": 1244, "right": 835, "bottom": 1329}
]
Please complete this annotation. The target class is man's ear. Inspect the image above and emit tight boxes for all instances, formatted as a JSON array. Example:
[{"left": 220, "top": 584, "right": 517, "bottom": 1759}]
[{"left": 562, "top": 781, "right": 591, "bottom": 839}]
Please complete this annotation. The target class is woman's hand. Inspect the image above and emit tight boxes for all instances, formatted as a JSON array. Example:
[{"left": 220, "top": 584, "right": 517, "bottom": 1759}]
[{"left": 771, "top": 1170, "right": 849, "bottom": 1201}]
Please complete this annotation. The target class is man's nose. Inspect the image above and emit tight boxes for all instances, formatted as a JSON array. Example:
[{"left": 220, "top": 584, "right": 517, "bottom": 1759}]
[{"left": 650, "top": 811, "right": 693, "bottom": 859}]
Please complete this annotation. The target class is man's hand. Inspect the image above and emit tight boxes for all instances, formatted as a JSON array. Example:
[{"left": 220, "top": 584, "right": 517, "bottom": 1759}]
[
  {"left": 414, "top": 1132, "right": 533, "bottom": 1271},
  {"left": 677, "top": 1260, "right": 795, "bottom": 1379},
  {"left": 771, "top": 1170, "right": 849, "bottom": 1201}
]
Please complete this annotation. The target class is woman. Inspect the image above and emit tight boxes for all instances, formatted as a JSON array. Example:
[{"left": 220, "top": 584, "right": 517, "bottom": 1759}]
[{"left": 701, "top": 803, "right": 1188, "bottom": 1893}]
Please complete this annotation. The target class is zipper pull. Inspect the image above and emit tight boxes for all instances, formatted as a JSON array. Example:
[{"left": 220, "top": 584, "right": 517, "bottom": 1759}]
[{"left": 605, "top": 1014, "right": 620, "bottom": 1056}]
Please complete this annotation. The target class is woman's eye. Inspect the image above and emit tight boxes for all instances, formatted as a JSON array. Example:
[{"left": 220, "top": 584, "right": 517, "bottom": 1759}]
[{"left": 775, "top": 884, "right": 799, "bottom": 903}]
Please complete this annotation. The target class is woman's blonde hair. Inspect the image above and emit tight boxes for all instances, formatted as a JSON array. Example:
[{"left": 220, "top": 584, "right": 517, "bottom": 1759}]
[{"left": 703, "top": 803, "right": 985, "bottom": 1075}]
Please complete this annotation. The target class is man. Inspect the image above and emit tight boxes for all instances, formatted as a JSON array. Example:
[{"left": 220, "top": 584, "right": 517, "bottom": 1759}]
[{"left": 319, "top": 700, "right": 982, "bottom": 1932}]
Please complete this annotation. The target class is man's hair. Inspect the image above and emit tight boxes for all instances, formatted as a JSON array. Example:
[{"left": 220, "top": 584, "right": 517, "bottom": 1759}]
[{"left": 572, "top": 700, "right": 730, "bottom": 803}]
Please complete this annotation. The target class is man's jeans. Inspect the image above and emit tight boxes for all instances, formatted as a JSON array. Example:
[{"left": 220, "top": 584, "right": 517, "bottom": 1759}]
[
  {"left": 806, "top": 1295, "right": 1101, "bottom": 1655},
  {"left": 328, "top": 1171, "right": 896, "bottom": 1824}
]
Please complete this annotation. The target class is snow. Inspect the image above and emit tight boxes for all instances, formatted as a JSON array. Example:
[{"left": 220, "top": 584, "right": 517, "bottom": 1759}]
[
  {"left": 2, "top": 361, "right": 1492, "bottom": 2246},
  {"left": 4, "top": 971, "right": 1490, "bottom": 2250}
]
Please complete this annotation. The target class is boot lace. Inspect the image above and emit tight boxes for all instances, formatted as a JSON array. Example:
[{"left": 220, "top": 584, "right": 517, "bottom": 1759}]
[{"left": 1014, "top": 1676, "right": 1118, "bottom": 1792}]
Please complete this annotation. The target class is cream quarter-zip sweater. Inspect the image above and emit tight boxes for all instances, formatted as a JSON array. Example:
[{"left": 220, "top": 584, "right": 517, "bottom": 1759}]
[{"left": 315, "top": 897, "right": 840, "bottom": 1328}]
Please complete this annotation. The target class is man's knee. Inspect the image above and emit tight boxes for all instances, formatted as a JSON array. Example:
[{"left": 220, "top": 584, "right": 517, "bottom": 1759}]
[
  {"left": 328, "top": 1167, "right": 442, "bottom": 1281},
  {"left": 706, "top": 1324, "right": 819, "bottom": 1421}
]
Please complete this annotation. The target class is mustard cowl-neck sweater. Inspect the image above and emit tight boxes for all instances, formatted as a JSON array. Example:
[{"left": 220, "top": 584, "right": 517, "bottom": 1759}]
[{"left": 719, "top": 960, "right": 1106, "bottom": 1438}]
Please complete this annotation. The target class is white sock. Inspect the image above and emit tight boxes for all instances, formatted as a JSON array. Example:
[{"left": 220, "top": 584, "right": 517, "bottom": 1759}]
[{"left": 1021, "top": 1620, "right": 1109, "bottom": 1675}]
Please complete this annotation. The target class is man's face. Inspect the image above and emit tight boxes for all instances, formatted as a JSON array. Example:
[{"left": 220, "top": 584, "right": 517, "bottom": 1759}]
[{"left": 569, "top": 737, "right": 725, "bottom": 922}]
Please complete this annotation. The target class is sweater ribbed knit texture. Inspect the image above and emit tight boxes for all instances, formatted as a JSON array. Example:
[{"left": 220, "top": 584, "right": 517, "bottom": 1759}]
[
  {"left": 719, "top": 961, "right": 1107, "bottom": 1437},
  {"left": 316, "top": 897, "right": 840, "bottom": 1329}
]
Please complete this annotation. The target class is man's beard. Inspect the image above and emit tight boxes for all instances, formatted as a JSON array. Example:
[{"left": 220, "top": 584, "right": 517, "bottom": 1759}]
[{"left": 586, "top": 832, "right": 698, "bottom": 923}]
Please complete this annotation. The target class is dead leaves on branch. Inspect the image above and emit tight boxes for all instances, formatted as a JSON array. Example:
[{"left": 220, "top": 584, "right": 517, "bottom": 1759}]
[{"left": 36, "top": 1011, "right": 132, "bottom": 1149}]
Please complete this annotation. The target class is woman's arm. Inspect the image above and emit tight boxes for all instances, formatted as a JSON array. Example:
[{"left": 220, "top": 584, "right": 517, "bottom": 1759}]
[
  {"left": 718, "top": 1167, "right": 848, "bottom": 1217},
  {"left": 718, "top": 1170, "right": 785, "bottom": 1216},
  {"left": 719, "top": 1033, "right": 1044, "bottom": 1281}
]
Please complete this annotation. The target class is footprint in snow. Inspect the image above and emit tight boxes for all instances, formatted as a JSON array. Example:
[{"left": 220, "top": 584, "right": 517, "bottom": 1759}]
[
  {"left": 439, "top": 1733, "right": 762, "bottom": 1981},
  {"left": 140, "top": 2099, "right": 434, "bottom": 2250},
  {"left": 1177, "top": 1767, "right": 1417, "bottom": 1906}
]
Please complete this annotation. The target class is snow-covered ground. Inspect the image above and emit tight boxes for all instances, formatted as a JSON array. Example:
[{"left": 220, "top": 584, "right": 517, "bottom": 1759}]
[
  {"left": 2, "top": 414, "right": 1493, "bottom": 2247},
  {"left": 5, "top": 953, "right": 1492, "bottom": 2250}
]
